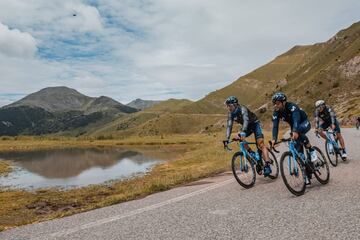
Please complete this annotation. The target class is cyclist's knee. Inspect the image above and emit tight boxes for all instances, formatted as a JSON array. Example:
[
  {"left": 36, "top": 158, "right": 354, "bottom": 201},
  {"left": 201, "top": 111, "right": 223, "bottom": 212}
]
[{"left": 257, "top": 139, "right": 265, "bottom": 149}]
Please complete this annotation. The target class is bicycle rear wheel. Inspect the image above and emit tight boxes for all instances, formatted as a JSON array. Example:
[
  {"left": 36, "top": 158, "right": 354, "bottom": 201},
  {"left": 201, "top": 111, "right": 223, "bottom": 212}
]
[
  {"left": 325, "top": 139, "right": 338, "bottom": 167},
  {"left": 312, "top": 146, "right": 330, "bottom": 184},
  {"left": 280, "top": 151, "right": 306, "bottom": 196},
  {"left": 231, "top": 151, "right": 256, "bottom": 189},
  {"left": 267, "top": 148, "right": 279, "bottom": 179}
]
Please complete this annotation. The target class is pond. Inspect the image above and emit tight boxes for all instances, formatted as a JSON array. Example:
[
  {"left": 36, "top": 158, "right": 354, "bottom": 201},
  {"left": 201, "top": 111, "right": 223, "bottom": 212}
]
[{"left": 0, "top": 146, "right": 186, "bottom": 189}]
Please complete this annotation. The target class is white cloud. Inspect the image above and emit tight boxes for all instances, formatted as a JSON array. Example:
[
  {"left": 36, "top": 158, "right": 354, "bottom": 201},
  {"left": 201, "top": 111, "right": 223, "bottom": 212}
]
[
  {"left": 63, "top": 2, "right": 103, "bottom": 32},
  {"left": 0, "top": 22, "right": 37, "bottom": 58},
  {"left": 0, "top": 0, "right": 359, "bottom": 106}
]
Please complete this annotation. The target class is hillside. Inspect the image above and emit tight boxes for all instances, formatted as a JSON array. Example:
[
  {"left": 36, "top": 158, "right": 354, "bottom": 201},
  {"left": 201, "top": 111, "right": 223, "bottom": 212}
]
[
  {"left": 145, "top": 99, "right": 193, "bottom": 112},
  {"left": 178, "top": 22, "right": 360, "bottom": 123},
  {"left": 126, "top": 99, "right": 162, "bottom": 110},
  {"left": 89, "top": 99, "right": 199, "bottom": 137},
  {"left": 4, "top": 86, "right": 136, "bottom": 114},
  {"left": 90, "top": 22, "right": 359, "bottom": 138},
  {"left": 0, "top": 87, "right": 137, "bottom": 136}
]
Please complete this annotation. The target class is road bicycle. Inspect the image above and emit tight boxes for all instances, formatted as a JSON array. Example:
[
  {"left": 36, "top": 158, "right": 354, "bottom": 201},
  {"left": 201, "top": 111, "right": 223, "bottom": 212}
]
[
  {"left": 223, "top": 139, "right": 279, "bottom": 189},
  {"left": 318, "top": 130, "right": 346, "bottom": 167},
  {"left": 270, "top": 136, "right": 329, "bottom": 196}
]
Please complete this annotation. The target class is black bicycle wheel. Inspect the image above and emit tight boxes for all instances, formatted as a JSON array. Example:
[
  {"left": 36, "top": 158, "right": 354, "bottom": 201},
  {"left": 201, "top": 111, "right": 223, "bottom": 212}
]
[
  {"left": 267, "top": 148, "right": 279, "bottom": 179},
  {"left": 325, "top": 139, "right": 338, "bottom": 166},
  {"left": 280, "top": 151, "right": 306, "bottom": 196},
  {"left": 231, "top": 151, "right": 256, "bottom": 189},
  {"left": 312, "top": 146, "right": 330, "bottom": 184}
]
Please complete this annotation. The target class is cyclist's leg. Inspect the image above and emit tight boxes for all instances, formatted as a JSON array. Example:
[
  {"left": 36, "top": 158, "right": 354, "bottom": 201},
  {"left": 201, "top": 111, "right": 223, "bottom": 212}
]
[
  {"left": 254, "top": 122, "right": 272, "bottom": 176},
  {"left": 319, "top": 122, "right": 330, "bottom": 140},
  {"left": 298, "top": 120, "right": 316, "bottom": 179},
  {"left": 334, "top": 120, "right": 346, "bottom": 149},
  {"left": 243, "top": 131, "right": 253, "bottom": 151},
  {"left": 334, "top": 120, "right": 347, "bottom": 157},
  {"left": 254, "top": 122, "right": 269, "bottom": 162},
  {"left": 297, "top": 120, "right": 314, "bottom": 154}
]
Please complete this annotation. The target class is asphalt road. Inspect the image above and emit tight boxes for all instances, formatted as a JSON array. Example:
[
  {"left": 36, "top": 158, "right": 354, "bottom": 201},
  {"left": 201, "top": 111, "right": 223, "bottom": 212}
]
[{"left": 1, "top": 128, "right": 360, "bottom": 240}]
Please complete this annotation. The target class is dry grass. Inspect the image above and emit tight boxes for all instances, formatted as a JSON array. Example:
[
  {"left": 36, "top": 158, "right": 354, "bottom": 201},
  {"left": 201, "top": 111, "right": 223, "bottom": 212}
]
[
  {"left": 0, "top": 160, "right": 12, "bottom": 177},
  {"left": 0, "top": 134, "right": 205, "bottom": 153},
  {"left": 0, "top": 131, "right": 275, "bottom": 231}
]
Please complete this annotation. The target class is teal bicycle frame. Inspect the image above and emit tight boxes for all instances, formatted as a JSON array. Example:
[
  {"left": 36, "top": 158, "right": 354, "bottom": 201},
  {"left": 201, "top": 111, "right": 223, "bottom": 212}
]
[
  {"left": 324, "top": 130, "right": 340, "bottom": 152},
  {"left": 224, "top": 139, "right": 260, "bottom": 172},
  {"left": 238, "top": 140, "right": 264, "bottom": 173}
]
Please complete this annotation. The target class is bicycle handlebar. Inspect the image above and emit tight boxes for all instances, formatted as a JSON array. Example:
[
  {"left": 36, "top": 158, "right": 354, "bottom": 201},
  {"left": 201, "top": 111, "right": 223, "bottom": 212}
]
[
  {"left": 223, "top": 138, "right": 257, "bottom": 152},
  {"left": 268, "top": 138, "right": 291, "bottom": 153}
]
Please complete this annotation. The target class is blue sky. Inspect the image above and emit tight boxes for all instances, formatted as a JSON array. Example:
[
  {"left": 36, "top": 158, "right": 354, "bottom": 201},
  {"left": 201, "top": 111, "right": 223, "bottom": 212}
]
[{"left": 0, "top": 0, "right": 359, "bottom": 106}]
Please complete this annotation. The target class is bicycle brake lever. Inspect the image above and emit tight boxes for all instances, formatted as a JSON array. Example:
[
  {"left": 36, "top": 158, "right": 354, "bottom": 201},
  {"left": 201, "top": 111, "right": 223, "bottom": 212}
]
[{"left": 268, "top": 140, "right": 280, "bottom": 153}]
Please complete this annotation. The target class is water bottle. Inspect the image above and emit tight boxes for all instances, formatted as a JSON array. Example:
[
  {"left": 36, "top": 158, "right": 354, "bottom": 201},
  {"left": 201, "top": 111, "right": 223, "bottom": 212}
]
[
  {"left": 328, "top": 142, "right": 333, "bottom": 153},
  {"left": 255, "top": 151, "right": 260, "bottom": 161},
  {"left": 299, "top": 152, "right": 305, "bottom": 161},
  {"left": 248, "top": 151, "right": 255, "bottom": 160}
]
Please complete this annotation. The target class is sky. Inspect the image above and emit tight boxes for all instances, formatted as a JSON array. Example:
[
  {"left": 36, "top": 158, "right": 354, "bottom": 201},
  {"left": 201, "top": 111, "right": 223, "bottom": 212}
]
[{"left": 0, "top": 0, "right": 359, "bottom": 106}]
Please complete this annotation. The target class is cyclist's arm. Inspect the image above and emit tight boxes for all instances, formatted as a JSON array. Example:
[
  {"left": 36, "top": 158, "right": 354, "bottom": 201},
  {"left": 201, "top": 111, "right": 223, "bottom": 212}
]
[
  {"left": 328, "top": 107, "right": 336, "bottom": 125},
  {"left": 225, "top": 112, "right": 234, "bottom": 141},
  {"left": 291, "top": 106, "right": 301, "bottom": 132},
  {"left": 314, "top": 109, "right": 320, "bottom": 129},
  {"left": 241, "top": 106, "right": 249, "bottom": 132},
  {"left": 272, "top": 112, "right": 280, "bottom": 141}
]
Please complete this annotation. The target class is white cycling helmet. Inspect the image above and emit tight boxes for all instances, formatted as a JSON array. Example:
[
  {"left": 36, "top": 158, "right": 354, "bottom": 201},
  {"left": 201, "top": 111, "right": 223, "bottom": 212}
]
[{"left": 315, "top": 100, "right": 325, "bottom": 108}]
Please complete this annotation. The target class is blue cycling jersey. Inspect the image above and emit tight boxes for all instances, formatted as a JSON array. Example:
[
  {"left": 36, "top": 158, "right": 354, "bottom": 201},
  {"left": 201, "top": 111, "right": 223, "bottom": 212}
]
[
  {"left": 272, "top": 102, "right": 308, "bottom": 141},
  {"left": 226, "top": 105, "right": 259, "bottom": 141}
]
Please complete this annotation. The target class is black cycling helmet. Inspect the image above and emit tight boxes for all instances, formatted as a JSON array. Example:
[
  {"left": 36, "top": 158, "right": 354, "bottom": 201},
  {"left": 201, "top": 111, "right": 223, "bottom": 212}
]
[
  {"left": 272, "top": 92, "right": 287, "bottom": 103},
  {"left": 225, "top": 96, "right": 238, "bottom": 105}
]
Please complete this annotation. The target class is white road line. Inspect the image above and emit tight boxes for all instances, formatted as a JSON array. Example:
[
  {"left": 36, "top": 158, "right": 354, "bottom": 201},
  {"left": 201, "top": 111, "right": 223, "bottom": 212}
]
[{"left": 39, "top": 178, "right": 234, "bottom": 239}]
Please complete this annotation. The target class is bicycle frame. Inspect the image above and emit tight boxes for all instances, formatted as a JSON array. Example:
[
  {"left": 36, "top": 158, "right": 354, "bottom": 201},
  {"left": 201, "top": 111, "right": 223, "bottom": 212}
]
[
  {"left": 238, "top": 141, "right": 258, "bottom": 171},
  {"left": 286, "top": 140, "right": 307, "bottom": 176},
  {"left": 325, "top": 130, "right": 339, "bottom": 150}
]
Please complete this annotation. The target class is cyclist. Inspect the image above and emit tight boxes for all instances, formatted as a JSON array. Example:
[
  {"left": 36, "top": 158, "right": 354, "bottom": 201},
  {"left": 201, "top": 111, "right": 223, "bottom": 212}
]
[
  {"left": 314, "top": 100, "right": 347, "bottom": 158},
  {"left": 270, "top": 92, "right": 318, "bottom": 184},
  {"left": 223, "top": 96, "right": 272, "bottom": 177}
]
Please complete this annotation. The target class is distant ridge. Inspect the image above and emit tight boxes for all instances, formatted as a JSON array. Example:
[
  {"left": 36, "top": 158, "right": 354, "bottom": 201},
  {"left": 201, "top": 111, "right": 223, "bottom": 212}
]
[
  {"left": 0, "top": 86, "right": 138, "bottom": 136},
  {"left": 126, "top": 98, "right": 162, "bottom": 110}
]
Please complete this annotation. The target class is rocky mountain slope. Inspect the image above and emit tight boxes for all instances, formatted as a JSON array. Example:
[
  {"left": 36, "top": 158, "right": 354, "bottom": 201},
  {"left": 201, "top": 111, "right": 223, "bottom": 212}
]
[{"left": 0, "top": 87, "right": 137, "bottom": 136}]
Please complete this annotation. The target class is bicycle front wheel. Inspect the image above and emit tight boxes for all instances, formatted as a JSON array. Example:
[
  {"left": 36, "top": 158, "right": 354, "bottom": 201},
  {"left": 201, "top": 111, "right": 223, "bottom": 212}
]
[
  {"left": 312, "top": 146, "right": 330, "bottom": 184},
  {"left": 325, "top": 139, "right": 338, "bottom": 167},
  {"left": 280, "top": 151, "right": 306, "bottom": 196},
  {"left": 231, "top": 152, "right": 256, "bottom": 189}
]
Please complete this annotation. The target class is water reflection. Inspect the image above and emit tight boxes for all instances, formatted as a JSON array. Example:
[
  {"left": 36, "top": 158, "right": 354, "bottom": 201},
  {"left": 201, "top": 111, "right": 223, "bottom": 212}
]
[{"left": 0, "top": 146, "right": 185, "bottom": 189}]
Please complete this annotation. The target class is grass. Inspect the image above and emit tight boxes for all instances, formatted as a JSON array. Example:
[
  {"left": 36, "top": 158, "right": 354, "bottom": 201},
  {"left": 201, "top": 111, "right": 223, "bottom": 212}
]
[
  {"left": 0, "top": 160, "right": 12, "bottom": 177},
  {"left": 0, "top": 130, "right": 275, "bottom": 231},
  {"left": 0, "top": 134, "right": 205, "bottom": 153}
]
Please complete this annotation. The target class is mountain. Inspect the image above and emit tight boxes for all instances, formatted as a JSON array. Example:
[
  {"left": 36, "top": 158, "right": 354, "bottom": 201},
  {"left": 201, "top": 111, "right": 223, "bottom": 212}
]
[
  {"left": 85, "top": 99, "right": 195, "bottom": 137},
  {"left": 126, "top": 99, "right": 162, "bottom": 110},
  {"left": 4, "top": 86, "right": 136, "bottom": 114},
  {"left": 91, "top": 21, "right": 360, "bottom": 137},
  {"left": 0, "top": 87, "right": 138, "bottom": 136},
  {"left": 145, "top": 99, "right": 193, "bottom": 112},
  {"left": 178, "top": 22, "right": 360, "bottom": 123}
]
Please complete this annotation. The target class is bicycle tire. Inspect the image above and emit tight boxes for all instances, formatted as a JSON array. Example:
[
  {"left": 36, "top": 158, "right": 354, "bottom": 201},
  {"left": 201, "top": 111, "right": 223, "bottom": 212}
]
[
  {"left": 280, "top": 151, "right": 306, "bottom": 196},
  {"left": 231, "top": 151, "right": 256, "bottom": 189},
  {"left": 312, "top": 146, "right": 330, "bottom": 184},
  {"left": 325, "top": 139, "right": 338, "bottom": 166}
]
